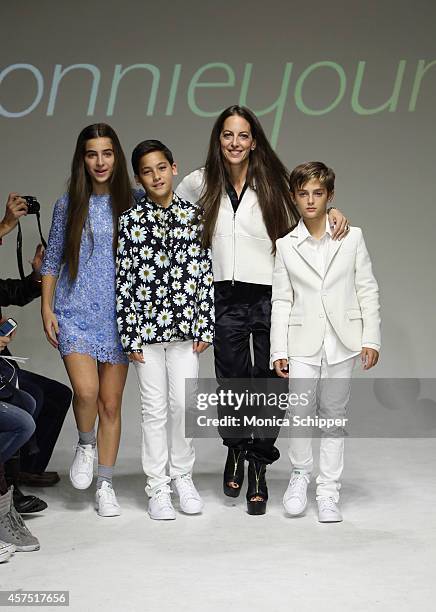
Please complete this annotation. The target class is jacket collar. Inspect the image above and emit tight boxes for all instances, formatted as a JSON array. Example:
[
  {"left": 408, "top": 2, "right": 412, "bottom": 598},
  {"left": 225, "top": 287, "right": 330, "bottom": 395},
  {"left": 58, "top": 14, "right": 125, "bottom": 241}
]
[
  {"left": 136, "top": 190, "right": 182, "bottom": 210},
  {"left": 296, "top": 216, "right": 332, "bottom": 245},
  {"left": 288, "top": 217, "right": 344, "bottom": 278}
]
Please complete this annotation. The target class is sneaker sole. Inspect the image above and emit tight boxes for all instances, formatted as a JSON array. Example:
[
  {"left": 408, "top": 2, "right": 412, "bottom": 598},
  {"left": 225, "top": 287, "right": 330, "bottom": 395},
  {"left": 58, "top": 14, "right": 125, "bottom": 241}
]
[
  {"left": 15, "top": 543, "right": 40, "bottom": 552},
  {"left": 95, "top": 504, "right": 121, "bottom": 517},
  {"left": 148, "top": 513, "right": 176, "bottom": 520},
  {"left": 1, "top": 543, "right": 16, "bottom": 555},
  {"left": 180, "top": 504, "right": 204, "bottom": 515},
  {"left": 318, "top": 516, "right": 343, "bottom": 523},
  {"left": 0, "top": 550, "right": 12, "bottom": 562}
]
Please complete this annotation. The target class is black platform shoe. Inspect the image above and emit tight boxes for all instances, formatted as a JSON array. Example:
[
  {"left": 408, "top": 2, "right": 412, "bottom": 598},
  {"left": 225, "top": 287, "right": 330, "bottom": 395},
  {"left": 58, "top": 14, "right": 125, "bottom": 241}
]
[
  {"left": 223, "top": 449, "right": 246, "bottom": 497},
  {"left": 246, "top": 460, "right": 268, "bottom": 515}
]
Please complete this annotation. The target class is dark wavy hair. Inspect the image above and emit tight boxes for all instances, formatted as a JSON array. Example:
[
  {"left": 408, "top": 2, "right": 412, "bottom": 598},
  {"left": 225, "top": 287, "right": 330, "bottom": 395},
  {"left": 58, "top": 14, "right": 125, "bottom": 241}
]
[
  {"left": 199, "top": 105, "right": 299, "bottom": 251},
  {"left": 64, "top": 123, "right": 132, "bottom": 280}
]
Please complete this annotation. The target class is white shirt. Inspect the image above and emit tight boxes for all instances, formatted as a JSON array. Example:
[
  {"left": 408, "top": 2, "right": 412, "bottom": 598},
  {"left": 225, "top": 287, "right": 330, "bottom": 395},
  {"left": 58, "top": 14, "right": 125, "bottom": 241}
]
[{"left": 271, "top": 217, "right": 379, "bottom": 367}]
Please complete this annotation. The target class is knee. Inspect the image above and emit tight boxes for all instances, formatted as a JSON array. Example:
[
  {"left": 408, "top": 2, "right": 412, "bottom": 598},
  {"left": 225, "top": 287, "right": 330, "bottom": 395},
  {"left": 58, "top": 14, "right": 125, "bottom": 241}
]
[
  {"left": 140, "top": 403, "right": 166, "bottom": 423},
  {"left": 98, "top": 399, "right": 121, "bottom": 424},
  {"left": 73, "top": 387, "right": 98, "bottom": 408},
  {"left": 168, "top": 399, "right": 184, "bottom": 417},
  {"left": 20, "top": 411, "right": 36, "bottom": 440}
]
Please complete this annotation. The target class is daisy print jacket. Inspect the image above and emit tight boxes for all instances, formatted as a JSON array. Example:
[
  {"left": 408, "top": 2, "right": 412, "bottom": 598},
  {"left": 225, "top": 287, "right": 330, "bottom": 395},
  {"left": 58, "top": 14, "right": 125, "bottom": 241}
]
[{"left": 116, "top": 192, "right": 214, "bottom": 352}]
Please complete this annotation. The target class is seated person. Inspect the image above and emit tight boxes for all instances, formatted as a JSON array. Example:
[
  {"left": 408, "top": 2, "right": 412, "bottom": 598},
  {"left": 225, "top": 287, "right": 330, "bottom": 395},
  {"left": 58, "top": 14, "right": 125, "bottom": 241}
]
[
  {"left": 0, "top": 193, "right": 72, "bottom": 488},
  {"left": 0, "top": 323, "right": 40, "bottom": 551}
]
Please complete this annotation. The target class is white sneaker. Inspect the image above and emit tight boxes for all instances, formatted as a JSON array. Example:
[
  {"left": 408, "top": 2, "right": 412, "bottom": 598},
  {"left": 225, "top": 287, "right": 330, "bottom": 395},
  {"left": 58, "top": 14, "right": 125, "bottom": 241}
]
[
  {"left": 0, "top": 540, "right": 15, "bottom": 563},
  {"left": 69, "top": 444, "right": 95, "bottom": 490},
  {"left": 283, "top": 471, "right": 310, "bottom": 516},
  {"left": 317, "top": 497, "right": 343, "bottom": 523},
  {"left": 173, "top": 474, "right": 204, "bottom": 514},
  {"left": 148, "top": 489, "right": 176, "bottom": 521},
  {"left": 95, "top": 482, "right": 121, "bottom": 517}
]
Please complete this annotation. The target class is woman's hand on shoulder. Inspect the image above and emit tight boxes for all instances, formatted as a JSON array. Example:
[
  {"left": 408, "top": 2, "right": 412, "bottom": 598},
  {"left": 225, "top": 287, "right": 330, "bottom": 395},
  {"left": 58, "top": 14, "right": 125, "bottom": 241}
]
[{"left": 327, "top": 208, "right": 350, "bottom": 240}]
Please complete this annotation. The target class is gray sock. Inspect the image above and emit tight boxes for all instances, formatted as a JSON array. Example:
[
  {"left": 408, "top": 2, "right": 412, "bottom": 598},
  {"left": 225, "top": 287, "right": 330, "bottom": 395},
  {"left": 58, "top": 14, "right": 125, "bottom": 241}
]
[
  {"left": 78, "top": 429, "right": 96, "bottom": 447},
  {"left": 96, "top": 465, "right": 113, "bottom": 490}
]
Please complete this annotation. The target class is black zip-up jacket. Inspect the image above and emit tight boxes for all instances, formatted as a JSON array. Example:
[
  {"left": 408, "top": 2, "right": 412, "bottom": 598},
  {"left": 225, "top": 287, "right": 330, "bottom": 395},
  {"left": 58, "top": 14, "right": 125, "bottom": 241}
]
[
  {"left": 115, "top": 192, "right": 214, "bottom": 352},
  {"left": 0, "top": 273, "right": 40, "bottom": 365},
  {"left": 0, "top": 273, "right": 41, "bottom": 314}
]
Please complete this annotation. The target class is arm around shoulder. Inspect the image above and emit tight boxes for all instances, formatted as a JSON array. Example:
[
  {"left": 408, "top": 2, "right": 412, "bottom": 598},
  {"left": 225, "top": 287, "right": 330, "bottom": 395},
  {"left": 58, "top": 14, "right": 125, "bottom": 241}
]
[{"left": 176, "top": 169, "right": 205, "bottom": 204}]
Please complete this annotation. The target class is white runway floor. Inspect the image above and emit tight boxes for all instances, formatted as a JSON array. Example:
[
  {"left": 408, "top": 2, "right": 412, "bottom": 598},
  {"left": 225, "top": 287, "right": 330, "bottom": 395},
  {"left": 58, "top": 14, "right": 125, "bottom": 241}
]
[{"left": 1, "top": 439, "right": 435, "bottom": 612}]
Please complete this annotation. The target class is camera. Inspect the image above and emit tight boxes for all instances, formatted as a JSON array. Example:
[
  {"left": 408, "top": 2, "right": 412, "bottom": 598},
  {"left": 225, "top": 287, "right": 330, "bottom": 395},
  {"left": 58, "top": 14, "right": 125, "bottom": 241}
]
[{"left": 23, "top": 196, "right": 41, "bottom": 215}]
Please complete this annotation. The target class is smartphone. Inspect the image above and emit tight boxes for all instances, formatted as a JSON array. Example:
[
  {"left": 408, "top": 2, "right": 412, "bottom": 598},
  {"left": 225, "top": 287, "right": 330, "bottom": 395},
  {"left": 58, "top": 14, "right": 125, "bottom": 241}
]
[{"left": 0, "top": 318, "right": 18, "bottom": 337}]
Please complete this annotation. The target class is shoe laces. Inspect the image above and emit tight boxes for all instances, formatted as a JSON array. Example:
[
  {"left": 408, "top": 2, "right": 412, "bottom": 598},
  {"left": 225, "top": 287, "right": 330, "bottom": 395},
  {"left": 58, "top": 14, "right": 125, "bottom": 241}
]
[
  {"left": 10, "top": 506, "right": 31, "bottom": 537},
  {"left": 153, "top": 489, "right": 172, "bottom": 509},
  {"left": 319, "top": 497, "right": 337, "bottom": 511},
  {"left": 0, "top": 511, "right": 16, "bottom": 536},
  {"left": 175, "top": 474, "right": 197, "bottom": 499},
  {"left": 76, "top": 445, "right": 94, "bottom": 469},
  {"left": 98, "top": 484, "right": 117, "bottom": 504},
  {"left": 289, "top": 472, "right": 309, "bottom": 496}
]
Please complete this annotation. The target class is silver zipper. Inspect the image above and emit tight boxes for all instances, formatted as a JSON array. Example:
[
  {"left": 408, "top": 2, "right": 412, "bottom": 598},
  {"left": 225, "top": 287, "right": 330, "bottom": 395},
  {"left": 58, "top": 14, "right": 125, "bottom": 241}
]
[
  {"left": 231, "top": 211, "right": 236, "bottom": 286},
  {"left": 233, "top": 450, "right": 240, "bottom": 478}
]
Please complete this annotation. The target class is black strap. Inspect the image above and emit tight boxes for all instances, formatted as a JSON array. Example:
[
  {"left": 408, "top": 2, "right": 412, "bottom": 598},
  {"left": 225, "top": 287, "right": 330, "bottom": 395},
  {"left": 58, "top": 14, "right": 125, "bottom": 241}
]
[
  {"left": 16, "top": 211, "right": 47, "bottom": 281},
  {"left": 0, "top": 356, "right": 17, "bottom": 397}
]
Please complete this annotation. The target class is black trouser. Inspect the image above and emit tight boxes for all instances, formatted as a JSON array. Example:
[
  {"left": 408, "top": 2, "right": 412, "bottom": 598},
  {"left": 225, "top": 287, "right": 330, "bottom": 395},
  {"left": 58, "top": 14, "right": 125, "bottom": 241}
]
[
  {"left": 213, "top": 281, "right": 280, "bottom": 465},
  {"left": 17, "top": 370, "right": 72, "bottom": 473}
]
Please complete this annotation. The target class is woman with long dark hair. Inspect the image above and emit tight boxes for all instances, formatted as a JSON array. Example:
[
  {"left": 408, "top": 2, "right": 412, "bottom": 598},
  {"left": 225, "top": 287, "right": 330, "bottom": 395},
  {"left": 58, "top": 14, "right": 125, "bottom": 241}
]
[
  {"left": 41, "top": 123, "right": 132, "bottom": 517},
  {"left": 177, "top": 105, "right": 349, "bottom": 515}
]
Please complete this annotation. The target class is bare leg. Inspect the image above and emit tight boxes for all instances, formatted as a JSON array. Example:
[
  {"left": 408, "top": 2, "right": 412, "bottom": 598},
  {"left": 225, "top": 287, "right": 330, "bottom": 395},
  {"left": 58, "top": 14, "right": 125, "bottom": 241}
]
[
  {"left": 63, "top": 353, "right": 99, "bottom": 433},
  {"left": 96, "top": 362, "right": 128, "bottom": 467}
]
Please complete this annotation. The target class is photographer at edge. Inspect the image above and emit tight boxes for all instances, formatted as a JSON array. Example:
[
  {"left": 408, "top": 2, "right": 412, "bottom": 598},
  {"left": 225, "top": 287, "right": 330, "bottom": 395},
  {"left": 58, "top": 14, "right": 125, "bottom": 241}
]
[{"left": 0, "top": 193, "right": 72, "bottom": 559}]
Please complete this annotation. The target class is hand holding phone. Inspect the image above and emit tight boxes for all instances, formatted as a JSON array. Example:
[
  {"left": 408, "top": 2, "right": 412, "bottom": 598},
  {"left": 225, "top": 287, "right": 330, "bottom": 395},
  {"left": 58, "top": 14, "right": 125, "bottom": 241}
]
[
  {"left": 0, "top": 318, "right": 17, "bottom": 337},
  {"left": 0, "top": 318, "right": 17, "bottom": 351}
]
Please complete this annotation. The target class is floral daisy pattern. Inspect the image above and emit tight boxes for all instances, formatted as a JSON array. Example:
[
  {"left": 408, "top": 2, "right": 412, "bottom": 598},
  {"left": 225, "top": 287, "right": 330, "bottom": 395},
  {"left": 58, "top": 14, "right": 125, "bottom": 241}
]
[{"left": 116, "top": 192, "right": 214, "bottom": 352}]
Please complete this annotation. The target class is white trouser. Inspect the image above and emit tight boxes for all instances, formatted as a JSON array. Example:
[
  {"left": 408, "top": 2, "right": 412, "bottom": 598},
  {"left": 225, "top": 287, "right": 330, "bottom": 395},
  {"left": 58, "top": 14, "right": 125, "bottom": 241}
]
[
  {"left": 287, "top": 351, "right": 356, "bottom": 502},
  {"left": 134, "top": 340, "right": 199, "bottom": 497}
]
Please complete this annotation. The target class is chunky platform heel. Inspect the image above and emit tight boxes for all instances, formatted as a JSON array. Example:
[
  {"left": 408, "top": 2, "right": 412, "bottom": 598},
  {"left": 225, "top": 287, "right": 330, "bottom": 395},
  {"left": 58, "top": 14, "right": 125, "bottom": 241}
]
[
  {"left": 246, "top": 460, "right": 268, "bottom": 515},
  {"left": 223, "top": 449, "right": 246, "bottom": 497}
]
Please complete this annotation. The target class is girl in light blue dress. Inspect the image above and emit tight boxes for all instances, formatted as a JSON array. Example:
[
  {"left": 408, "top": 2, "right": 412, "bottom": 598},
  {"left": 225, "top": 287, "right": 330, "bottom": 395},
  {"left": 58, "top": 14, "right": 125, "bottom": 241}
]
[{"left": 41, "top": 124, "right": 133, "bottom": 517}]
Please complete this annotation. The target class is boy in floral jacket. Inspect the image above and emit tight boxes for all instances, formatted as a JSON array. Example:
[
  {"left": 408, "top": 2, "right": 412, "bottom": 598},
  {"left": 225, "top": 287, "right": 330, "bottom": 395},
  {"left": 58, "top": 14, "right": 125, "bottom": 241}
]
[{"left": 116, "top": 140, "right": 214, "bottom": 520}]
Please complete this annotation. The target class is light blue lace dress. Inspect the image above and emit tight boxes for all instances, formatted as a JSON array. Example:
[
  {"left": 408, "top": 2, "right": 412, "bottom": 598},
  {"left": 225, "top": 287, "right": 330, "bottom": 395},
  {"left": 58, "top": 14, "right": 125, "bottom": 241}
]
[{"left": 41, "top": 193, "right": 128, "bottom": 364}]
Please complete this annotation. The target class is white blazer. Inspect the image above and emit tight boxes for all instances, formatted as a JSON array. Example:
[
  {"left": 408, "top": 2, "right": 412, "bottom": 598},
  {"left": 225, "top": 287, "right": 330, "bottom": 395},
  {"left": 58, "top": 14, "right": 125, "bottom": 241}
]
[
  {"left": 177, "top": 169, "right": 274, "bottom": 285},
  {"left": 270, "top": 226, "right": 381, "bottom": 358}
]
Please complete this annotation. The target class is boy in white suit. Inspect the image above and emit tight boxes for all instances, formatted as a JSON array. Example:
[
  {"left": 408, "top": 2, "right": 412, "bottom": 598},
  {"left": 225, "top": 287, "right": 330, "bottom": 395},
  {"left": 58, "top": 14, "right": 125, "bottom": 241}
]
[{"left": 270, "top": 161, "right": 380, "bottom": 522}]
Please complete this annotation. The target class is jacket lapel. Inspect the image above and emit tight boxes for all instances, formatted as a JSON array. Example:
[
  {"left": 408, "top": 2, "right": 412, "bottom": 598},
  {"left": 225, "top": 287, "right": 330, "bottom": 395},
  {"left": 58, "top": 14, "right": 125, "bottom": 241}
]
[
  {"left": 325, "top": 239, "right": 344, "bottom": 276},
  {"left": 288, "top": 229, "right": 323, "bottom": 278}
]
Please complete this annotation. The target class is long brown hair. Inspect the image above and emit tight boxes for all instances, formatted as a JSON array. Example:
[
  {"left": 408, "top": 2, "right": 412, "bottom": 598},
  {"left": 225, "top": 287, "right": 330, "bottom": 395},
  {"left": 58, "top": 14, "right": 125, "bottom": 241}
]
[
  {"left": 199, "top": 105, "right": 299, "bottom": 252},
  {"left": 64, "top": 123, "right": 132, "bottom": 280}
]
